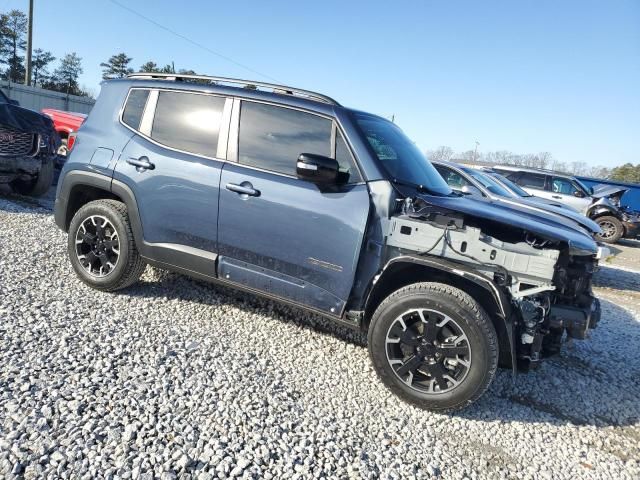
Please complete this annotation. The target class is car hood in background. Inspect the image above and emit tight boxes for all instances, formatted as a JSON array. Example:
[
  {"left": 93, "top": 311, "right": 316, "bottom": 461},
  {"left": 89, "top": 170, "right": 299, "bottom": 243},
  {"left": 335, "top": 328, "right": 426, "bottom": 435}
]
[
  {"left": 591, "top": 185, "right": 629, "bottom": 199},
  {"left": 496, "top": 196, "right": 602, "bottom": 235},
  {"left": 404, "top": 189, "right": 598, "bottom": 254},
  {"left": 0, "top": 102, "right": 57, "bottom": 137}
]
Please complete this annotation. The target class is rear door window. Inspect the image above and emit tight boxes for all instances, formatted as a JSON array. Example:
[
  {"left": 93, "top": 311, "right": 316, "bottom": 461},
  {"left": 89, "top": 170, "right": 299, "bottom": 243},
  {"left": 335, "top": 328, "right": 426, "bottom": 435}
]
[
  {"left": 122, "top": 89, "right": 149, "bottom": 130},
  {"left": 517, "top": 172, "right": 546, "bottom": 189},
  {"left": 151, "top": 91, "right": 226, "bottom": 158},
  {"left": 238, "top": 101, "right": 332, "bottom": 177}
]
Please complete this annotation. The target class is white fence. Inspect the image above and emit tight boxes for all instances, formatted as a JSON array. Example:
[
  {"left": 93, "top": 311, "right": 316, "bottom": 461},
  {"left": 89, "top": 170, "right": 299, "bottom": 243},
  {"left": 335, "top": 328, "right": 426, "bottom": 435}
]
[{"left": 0, "top": 80, "right": 95, "bottom": 114}]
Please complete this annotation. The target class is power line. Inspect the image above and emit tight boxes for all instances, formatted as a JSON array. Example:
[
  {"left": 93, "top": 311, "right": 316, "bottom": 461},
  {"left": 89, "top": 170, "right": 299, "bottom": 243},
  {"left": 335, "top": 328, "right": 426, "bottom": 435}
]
[{"left": 106, "top": 0, "right": 280, "bottom": 82}]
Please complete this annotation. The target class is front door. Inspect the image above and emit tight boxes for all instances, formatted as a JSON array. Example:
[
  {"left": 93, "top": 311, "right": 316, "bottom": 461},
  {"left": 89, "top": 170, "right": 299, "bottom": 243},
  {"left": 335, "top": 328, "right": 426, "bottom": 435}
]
[
  {"left": 549, "top": 176, "right": 592, "bottom": 214},
  {"left": 217, "top": 100, "right": 369, "bottom": 315},
  {"left": 114, "top": 88, "right": 230, "bottom": 272}
]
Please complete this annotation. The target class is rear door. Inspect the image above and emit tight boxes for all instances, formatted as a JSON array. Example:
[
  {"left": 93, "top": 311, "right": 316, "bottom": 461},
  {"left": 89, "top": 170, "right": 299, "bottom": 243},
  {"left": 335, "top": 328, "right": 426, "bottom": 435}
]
[
  {"left": 217, "top": 99, "right": 369, "bottom": 315},
  {"left": 114, "top": 88, "right": 231, "bottom": 274},
  {"left": 508, "top": 171, "right": 549, "bottom": 198}
]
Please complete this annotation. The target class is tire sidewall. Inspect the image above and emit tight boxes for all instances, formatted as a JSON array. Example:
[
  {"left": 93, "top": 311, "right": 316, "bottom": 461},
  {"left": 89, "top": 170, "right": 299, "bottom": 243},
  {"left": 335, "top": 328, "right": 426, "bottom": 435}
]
[
  {"left": 369, "top": 287, "right": 495, "bottom": 410},
  {"left": 68, "top": 202, "right": 132, "bottom": 290}
]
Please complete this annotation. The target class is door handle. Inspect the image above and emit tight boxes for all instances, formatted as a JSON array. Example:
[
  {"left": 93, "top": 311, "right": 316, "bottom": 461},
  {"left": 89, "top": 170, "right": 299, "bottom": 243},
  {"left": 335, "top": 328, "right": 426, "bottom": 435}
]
[
  {"left": 226, "top": 182, "right": 260, "bottom": 197},
  {"left": 552, "top": 195, "right": 562, "bottom": 199},
  {"left": 127, "top": 156, "right": 155, "bottom": 171}
]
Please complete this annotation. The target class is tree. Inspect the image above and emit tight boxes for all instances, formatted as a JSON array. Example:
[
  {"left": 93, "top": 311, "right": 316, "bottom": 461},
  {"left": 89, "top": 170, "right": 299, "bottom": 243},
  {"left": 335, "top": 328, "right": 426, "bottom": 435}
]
[
  {"left": 100, "top": 52, "right": 133, "bottom": 79},
  {"left": 50, "top": 52, "right": 84, "bottom": 95},
  {"left": 427, "top": 146, "right": 454, "bottom": 162},
  {"left": 609, "top": 163, "right": 640, "bottom": 183},
  {"left": 1, "top": 9, "right": 27, "bottom": 82},
  {"left": 31, "top": 48, "right": 55, "bottom": 87},
  {"left": 139, "top": 60, "right": 159, "bottom": 73},
  {"left": 536, "top": 152, "right": 553, "bottom": 169}
]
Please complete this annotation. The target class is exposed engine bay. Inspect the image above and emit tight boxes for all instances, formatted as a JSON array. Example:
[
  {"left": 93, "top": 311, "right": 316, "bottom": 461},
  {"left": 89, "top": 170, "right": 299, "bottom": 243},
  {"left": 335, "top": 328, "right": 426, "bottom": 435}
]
[{"left": 387, "top": 196, "right": 602, "bottom": 370}]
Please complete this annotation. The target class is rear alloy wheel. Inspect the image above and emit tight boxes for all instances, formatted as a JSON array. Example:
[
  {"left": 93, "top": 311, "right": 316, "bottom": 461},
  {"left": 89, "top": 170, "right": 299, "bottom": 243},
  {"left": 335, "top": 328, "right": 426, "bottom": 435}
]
[
  {"left": 368, "top": 282, "right": 498, "bottom": 412},
  {"left": 595, "top": 215, "right": 623, "bottom": 244},
  {"left": 68, "top": 200, "right": 146, "bottom": 291},
  {"left": 75, "top": 215, "right": 120, "bottom": 278}
]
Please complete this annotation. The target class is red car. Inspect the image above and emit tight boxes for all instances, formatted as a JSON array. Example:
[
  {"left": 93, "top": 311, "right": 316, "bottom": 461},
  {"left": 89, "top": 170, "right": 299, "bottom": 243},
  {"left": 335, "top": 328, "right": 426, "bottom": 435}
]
[{"left": 41, "top": 108, "right": 87, "bottom": 157}]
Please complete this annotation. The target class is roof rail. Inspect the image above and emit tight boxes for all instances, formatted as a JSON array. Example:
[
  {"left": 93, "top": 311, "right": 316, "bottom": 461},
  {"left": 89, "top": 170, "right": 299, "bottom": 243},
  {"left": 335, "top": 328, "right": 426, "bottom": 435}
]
[{"left": 126, "top": 72, "right": 340, "bottom": 106}]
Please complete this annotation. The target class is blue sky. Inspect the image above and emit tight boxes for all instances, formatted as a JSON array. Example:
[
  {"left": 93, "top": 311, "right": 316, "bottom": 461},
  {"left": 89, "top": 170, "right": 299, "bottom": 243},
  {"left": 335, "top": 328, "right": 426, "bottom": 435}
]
[{"left": 5, "top": 0, "right": 639, "bottom": 167}]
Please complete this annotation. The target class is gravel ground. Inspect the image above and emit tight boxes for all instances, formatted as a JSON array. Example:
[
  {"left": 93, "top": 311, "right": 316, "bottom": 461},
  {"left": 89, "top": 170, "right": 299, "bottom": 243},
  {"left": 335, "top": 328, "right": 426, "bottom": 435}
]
[{"left": 1, "top": 194, "right": 639, "bottom": 480}]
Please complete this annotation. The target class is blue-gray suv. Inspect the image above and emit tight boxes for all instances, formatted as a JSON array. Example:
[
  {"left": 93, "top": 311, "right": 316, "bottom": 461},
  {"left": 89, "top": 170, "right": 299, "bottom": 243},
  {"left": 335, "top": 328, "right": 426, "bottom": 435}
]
[{"left": 55, "top": 73, "right": 605, "bottom": 411}]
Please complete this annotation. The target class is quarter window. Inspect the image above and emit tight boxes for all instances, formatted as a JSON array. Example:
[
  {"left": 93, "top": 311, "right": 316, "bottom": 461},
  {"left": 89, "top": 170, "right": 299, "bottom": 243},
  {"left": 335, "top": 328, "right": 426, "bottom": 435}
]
[
  {"left": 151, "top": 91, "right": 225, "bottom": 158},
  {"left": 238, "top": 102, "right": 332, "bottom": 177},
  {"left": 122, "top": 89, "right": 149, "bottom": 130}
]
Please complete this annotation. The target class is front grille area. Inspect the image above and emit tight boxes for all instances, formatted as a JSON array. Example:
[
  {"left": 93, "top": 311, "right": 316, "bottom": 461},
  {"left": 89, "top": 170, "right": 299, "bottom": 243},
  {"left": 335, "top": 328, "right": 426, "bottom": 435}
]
[{"left": 0, "top": 124, "right": 37, "bottom": 157}]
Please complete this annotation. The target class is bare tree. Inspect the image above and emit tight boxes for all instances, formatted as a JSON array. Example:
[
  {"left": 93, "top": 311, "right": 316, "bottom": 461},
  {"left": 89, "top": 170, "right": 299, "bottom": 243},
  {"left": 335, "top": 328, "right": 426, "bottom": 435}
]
[
  {"left": 427, "top": 146, "right": 454, "bottom": 162},
  {"left": 537, "top": 152, "right": 553, "bottom": 169}
]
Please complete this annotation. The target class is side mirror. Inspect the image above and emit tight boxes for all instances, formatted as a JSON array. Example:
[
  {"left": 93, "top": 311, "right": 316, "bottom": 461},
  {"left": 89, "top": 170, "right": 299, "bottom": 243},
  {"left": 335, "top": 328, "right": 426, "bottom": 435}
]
[
  {"left": 296, "top": 153, "right": 339, "bottom": 185},
  {"left": 8, "top": 99, "right": 19, "bottom": 106},
  {"left": 461, "top": 184, "right": 482, "bottom": 197},
  {"left": 573, "top": 190, "right": 585, "bottom": 198}
]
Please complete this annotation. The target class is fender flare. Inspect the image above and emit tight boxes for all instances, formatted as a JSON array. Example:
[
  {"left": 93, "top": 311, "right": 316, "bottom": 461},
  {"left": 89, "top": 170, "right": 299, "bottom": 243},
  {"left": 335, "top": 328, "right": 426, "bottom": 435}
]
[
  {"left": 588, "top": 205, "right": 620, "bottom": 219},
  {"left": 365, "top": 255, "right": 517, "bottom": 372}
]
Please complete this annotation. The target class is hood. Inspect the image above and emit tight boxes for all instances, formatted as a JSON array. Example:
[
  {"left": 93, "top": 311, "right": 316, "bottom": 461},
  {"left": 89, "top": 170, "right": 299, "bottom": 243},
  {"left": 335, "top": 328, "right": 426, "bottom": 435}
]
[
  {"left": 591, "top": 184, "right": 629, "bottom": 199},
  {"left": 404, "top": 188, "right": 598, "bottom": 255},
  {"left": 0, "top": 102, "right": 57, "bottom": 137},
  {"left": 496, "top": 196, "right": 602, "bottom": 235}
]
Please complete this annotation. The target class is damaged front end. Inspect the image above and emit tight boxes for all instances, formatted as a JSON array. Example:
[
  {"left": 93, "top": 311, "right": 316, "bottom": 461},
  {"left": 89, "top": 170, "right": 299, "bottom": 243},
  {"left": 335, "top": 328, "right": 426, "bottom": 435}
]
[
  {"left": 0, "top": 100, "right": 60, "bottom": 184},
  {"left": 386, "top": 195, "right": 602, "bottom": 371}
]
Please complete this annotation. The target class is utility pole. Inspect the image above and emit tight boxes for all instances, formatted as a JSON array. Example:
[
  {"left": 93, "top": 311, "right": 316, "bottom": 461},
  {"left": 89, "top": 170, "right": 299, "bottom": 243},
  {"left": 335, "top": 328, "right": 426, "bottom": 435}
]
[{"left": 25, "top": 0, "right": 34, "bottom": 86}]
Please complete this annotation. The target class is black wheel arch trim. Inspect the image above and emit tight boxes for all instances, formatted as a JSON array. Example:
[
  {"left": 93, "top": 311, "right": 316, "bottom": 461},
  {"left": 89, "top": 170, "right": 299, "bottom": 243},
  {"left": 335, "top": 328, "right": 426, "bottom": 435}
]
[
  {"left": 363, "top": 254, "right": 517, "bottom": 373},
  {"left": 55, "top": 169, "right": 217, "bottom": 278}
]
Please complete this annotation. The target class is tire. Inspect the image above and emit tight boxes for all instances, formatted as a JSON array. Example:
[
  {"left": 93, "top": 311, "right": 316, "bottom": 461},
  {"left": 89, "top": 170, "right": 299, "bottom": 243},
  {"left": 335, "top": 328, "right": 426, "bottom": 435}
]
[
  {"left": 594, "top": 215, "right": 623, "bottom": 244},
  {"left": 368, "top": 282, "right": 498, "bottom": 412},
  {"left": 67, "top": 199, "right": 146, "bottom": 291},
  {"left": 10, "top": 158, "right": 54, "bottom": 197}
]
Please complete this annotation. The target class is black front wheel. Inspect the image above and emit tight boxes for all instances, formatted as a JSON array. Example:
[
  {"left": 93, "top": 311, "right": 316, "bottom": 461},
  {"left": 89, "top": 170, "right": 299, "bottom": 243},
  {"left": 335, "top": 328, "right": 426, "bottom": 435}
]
[
  {"left": 595, "top": 216, "right": 623, "bottom": 244},
  {"left": 368, "top": 282, "right": 498, "bottom": 412}
]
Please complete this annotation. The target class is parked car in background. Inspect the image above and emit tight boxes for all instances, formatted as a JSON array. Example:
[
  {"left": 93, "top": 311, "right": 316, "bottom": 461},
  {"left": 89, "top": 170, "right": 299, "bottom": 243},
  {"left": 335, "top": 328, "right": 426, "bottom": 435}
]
[
  {"left": 41, "top": 108, "right": 87, "bottom": 159},
  {"left": 493, "top": 165, "right": 640, "bottom": 243},
  {"left": 432, "top": 161, "right": 602, "bottom": 238},
  {"left": 482, "top": 170, "right": 579, "bottom": 212},
  {"left": 55, "top": 73, "right": 605, "bottom": 412},
  {"left": 0, "top": 88, "right": 60, "bottom": 196}
]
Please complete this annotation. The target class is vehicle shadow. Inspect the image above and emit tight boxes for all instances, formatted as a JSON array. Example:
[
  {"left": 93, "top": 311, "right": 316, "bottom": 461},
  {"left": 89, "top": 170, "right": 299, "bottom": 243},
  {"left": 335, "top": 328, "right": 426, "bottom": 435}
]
[
  {"left": 617, "top": 238, "right": 640, "bottom": 249},
  {"left": 594, "top": 265, "right": 640, "bottom": 293},
  {"left": 125, "top": 268, "right": 368, "bottom": 347},
  {"left": 125, "top": 269, "right": 639, "bottom": 428}
]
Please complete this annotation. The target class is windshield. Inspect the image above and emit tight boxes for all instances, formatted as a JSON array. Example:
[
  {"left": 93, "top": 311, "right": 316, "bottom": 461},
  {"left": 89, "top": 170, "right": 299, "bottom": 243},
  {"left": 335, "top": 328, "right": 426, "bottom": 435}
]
[
  {"left": 488, "top": 172, "right": 531, "bottom": 197},
  {"left": 0, "top": 89, "right": 8, "bottom": 103},
  {"left": 462, "top": 168, "right": 516, "bottom": 198},
  {"left": 353, "top": 113, "right": 452, "bottom": 195}
]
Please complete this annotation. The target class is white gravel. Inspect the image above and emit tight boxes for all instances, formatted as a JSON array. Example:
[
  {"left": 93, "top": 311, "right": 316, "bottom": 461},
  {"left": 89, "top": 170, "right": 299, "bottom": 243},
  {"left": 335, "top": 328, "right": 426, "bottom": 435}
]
[{"left": 1, "top": 195, "right": 639, "bottom": 479}]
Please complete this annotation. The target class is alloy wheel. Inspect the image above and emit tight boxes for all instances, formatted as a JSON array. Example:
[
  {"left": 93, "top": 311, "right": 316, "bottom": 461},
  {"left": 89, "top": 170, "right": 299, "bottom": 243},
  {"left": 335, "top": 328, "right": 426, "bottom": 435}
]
[
  {"left": 75, "top": 215, "right": 120, "bottom": 277},
  {"left": 598, "top": 220, "right": 617, "bottom": 239},
  {"left": 385, "top": 308, "right": 471, "bottom": 394}
]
